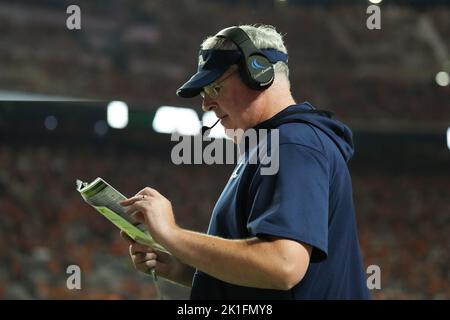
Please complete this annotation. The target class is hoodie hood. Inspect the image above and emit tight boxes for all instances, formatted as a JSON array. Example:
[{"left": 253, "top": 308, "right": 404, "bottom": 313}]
[{"left": 254, "top": 102, "right": 354, "bottom": 162}]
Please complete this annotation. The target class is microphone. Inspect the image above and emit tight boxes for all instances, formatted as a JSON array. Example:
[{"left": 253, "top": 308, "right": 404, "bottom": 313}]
[{"left": 201, "top": 118, "right": 221, "bottom": 136}]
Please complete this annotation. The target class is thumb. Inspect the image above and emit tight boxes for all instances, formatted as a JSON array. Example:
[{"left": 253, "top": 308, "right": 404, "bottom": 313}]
[{"left": 129, "top": 210, "right": 146, "bottom": 225}]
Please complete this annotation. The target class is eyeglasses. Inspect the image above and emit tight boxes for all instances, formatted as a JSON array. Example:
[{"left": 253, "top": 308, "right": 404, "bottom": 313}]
[{"left": 200, "top": 70, "right": 237, "bottom": 99}]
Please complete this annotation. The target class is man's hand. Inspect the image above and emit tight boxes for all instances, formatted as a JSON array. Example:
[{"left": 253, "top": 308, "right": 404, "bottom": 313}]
[
  {"left": 120, "top": 231, "right": 194, "bottom": 287},
  {"left": 120, "top": 187, "right": 177, "bottom": 245}
]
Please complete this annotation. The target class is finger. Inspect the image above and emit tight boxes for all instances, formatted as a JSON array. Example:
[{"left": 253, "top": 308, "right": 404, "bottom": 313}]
[
  {"left": 135, "top": 259, "right": 157, "bottom": 274},
  {"left": 136, "top": 187, "right": 159, "bottom": 197},
  {"left": 129, "top": 243, "right": 155, "bottom": 256},
  {"left": 133, "top": 252, "right": 157, "bottom": 264},
  {"left": 130, "top": 244, "right": 149, "bottom": 256},
  {"left": 120, "top": 195, "right": 147, "bottom": 206},
  {"left": 132, "top": 252, "right": 157, "bottom": 270},
  {"left": 121, "top": 202, "right": 143, "bottom": 214},
  {"left": 142, "top": 259, "right": 157, "bottom": 270},
  {"left": 120, "top": 230, "right": 136, "bottom": 243},
  {"left": 131, "top": 252, "right": 149, "bottom": 265},
  {"left": 120, "top": 187, "right": 158, "bottom": 206},
  {"left": 125, "top": 207, "right": 145, "bottom": 224},
  {"left": 122, "top": 203, "right": 148, "bottom": 222}
]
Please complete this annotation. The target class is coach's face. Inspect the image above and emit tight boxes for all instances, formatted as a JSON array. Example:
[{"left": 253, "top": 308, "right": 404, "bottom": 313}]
[{"left": 201, "top": 66, "right": 261, "bottom": 131}]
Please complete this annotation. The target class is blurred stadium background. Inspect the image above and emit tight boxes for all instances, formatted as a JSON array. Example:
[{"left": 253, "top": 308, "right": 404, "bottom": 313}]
[{"left": 0, "top": 0, "right": 449, "bottom": 299}]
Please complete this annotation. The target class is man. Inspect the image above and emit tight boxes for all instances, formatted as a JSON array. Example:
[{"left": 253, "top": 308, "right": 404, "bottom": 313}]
[{"left": 121, "top": 24, "right": 370, "bottom": 299}]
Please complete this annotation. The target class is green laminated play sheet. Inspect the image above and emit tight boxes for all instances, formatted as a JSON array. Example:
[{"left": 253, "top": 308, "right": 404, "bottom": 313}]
[{"left": 76, "top": 177, "right": 166, "bottom": 252}]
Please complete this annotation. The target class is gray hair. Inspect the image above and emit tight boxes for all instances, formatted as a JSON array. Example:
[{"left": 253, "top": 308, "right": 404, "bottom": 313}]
[{"left": 201, "top": 24, "right": 290, "bottom": 81}]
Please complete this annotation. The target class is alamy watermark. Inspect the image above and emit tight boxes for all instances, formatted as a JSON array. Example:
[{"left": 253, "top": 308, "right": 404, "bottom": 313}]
[
  {"left": 170, "top": 128, "right": 280, "bottom": 176},
  {"left": 366, "top": 264, "right": 381, "bottom": 290},
  {"left": 366, "top": 4, "right": 381, "bottom": 30},
  {"left": 66, "top": 5, "right": 81, "bottom": 30},
  {"left": 64, "top": 5, "right": 379, "bottom": 34},
  {"left": 66, "top": 264, "right": 81, "bottom": 290}
]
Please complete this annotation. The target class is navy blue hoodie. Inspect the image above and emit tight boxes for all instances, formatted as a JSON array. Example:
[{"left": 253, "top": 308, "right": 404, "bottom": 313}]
[{"left": 190, "top": 102, "right": 370, "bottom": 300}]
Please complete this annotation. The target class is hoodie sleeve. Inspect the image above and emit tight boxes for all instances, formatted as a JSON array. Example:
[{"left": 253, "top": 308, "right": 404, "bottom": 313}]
[{"left": 246, "top": 142, "right": 329, "bottom": 262}]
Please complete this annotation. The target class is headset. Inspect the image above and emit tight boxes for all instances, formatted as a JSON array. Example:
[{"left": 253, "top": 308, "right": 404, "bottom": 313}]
[
  {"left": 202, "top": 27, "right": 334, "bottom": 137},
  {"left": 215, "top": 27, "right": 275, "bottom": 91}
]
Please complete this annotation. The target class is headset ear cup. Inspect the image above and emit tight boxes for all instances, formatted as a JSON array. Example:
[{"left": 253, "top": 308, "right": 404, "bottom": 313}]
[
  {"left": 246, "top": 54, "right": 274, "bottom": 89},
  {"left": 215, "top": 26, "right": 275, "bottom": 90}
]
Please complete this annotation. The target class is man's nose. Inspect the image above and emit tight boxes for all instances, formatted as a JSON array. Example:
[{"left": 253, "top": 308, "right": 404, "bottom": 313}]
[{"left": 201, "top": 96, "right": 215, "bottom": 112}]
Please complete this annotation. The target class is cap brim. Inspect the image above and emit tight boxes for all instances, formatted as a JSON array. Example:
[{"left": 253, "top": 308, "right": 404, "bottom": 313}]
[{"left": 176, "top": 68, "right": 227, "bottom": 98}]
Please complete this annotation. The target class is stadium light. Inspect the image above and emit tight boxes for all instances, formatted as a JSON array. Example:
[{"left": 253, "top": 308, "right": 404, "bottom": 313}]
[
  {"left": 152, "top": 106, "right": 201, "bottom": 135},
  {"left": 435, "top": 71, "right": 449, "bottom": 87},
  {"left": 44, "top": 115, "right": 58, "bottom": 130},
  {"left": 202, "top": 111, "right": 228, "bottom": 139},
  {"left": 447, "top": 127, "right": 450, "bottom": 151},
  {"left": 107, "top": 101, "right": 128, "bottom": 129}
]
